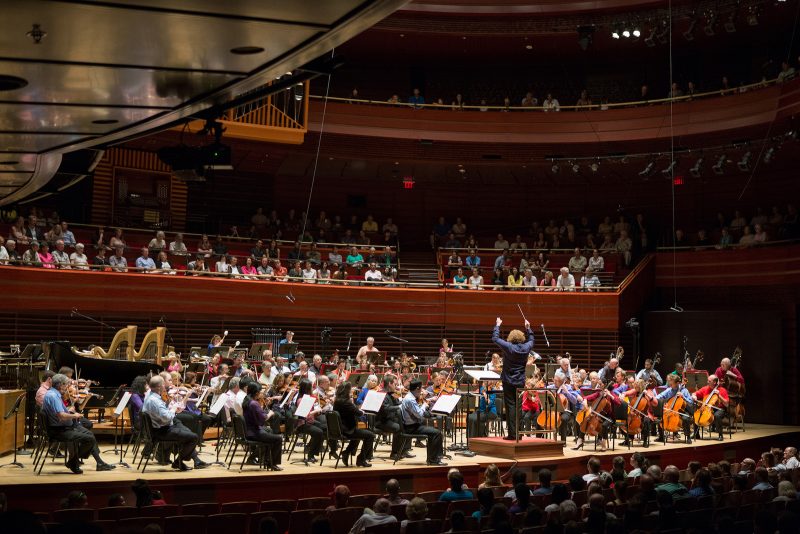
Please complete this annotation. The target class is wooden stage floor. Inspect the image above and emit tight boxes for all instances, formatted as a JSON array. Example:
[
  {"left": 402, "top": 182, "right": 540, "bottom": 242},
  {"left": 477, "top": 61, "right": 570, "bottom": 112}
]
[{"left": 2, "top": 424, "right": 799, "bottom": 512}]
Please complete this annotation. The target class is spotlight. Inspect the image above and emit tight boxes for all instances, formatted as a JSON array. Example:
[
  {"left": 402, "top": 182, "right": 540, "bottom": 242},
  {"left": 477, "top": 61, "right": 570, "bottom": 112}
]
[
  {"left": 683, "top": 20, "right": 697, "bottom": 41},
  {"left": 632, "top": 28, "right": 641, "bottom": 38},
  {"left": 661, "top": 160, "right": 677, "bottom": 176},
  {"left": 590, "top": 162, "right": 599, "bottom": 172},
  {"left": 622, "top": 29, "right": 631, "bottom": 38},
  {"left": 551, "top": 163, "right": 560, "bottom": 174},
  {"left": 571, "top": 163, "right": 580, "bottom": 173},
  {"left": 657, "top": 23, "right": 670, "bottom": 45},
  {"left": 293, "top": 82, "right": 305, "bottom": 102},
  {"left": 712, "top": 154, "right": 726, "bottom": 174},
  {"left": 644, "top": 28, "right": 657, "bottom": 47},
  {"left": 612, "top": 29, "right": 620, "bottom": 39},
  {"left": 763, "top": 147, "right": 775, "bottom": 163},
  {"left": 704, "top": 13, "right": 717, "bottom": 35},
  {"left": 689, "top": 157, "right": 704, "bottom": 177},
  {"left": 639, "top": 161, "right": 656, "bottom": 177},
  {"left": 737, "top": 151, "right": 751, "bottom": 171}
]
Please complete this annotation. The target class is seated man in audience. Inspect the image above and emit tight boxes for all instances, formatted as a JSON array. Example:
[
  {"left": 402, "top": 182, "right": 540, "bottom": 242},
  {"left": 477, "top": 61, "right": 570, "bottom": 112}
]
[
  {"left": 752, "top": 467, "right": 773, "bottom": 491},
  {"left": 142, "top": 375, "right": 204, "bottom": 471},
  {"left": 42, "top": 373, "right": 114, "bottom": 473},
  {"left": 556, "top": 267, "right": 576, "bottom": 291},
  {"left": 439, "top": 470, "right": 473, "bottom": 501},
  {"left": 465, "top": 249, "right": 480, "bottom": 268},
  {"left": 739, "top": 226, "right": 756, "bottom": 247},
  {"left": 257, "top": 256, "right": 274, "bottom": 279},
  {"left": 469, "top": 268, "right": 484, "bottom": 290},
  {"left": 273, "top": 260, "right": 288, "bottom": 281},
  {"left": 777, "top": 447, "right": 800, "bottom": 470},
  {"left": 444, "top": 233, "right": 461, "bottom": 249},
  {"left": 169, "top": 233, "right": 187, "bottom": 255},
  {"left": 136, "top": 247, "right": 156, "bottom": 272},
  {"left": 510, "top": 234, "right": 528, "bottom": 250},
  {"left": 22, "top": 240, "right": 42, "bottom": 266},
  {"left": 588, "top": 249, "right": 604, "bottom": 272},
  {"left": 2, "top": 239, "right": 18, "bottom": 264},
  {"left": 52, "top": 239, "right": 71, "bottom": 268},
  {"left": 250, "top": 239, "right": 267, "bottom": 260},
  {"left": 307, "top": 243, "right": 322, "bottom": 264},
  {"left": 186, "top": 255, "right": 208, "bottom": 275},
  {"left": 494, "top": 249, "right": 511, "bottom": 270},
  {"left": 581, "top": 267, "right": 601, "bottom": 291},
  {"left": 328, "top": 246, "right": 343, "bottom": 265},
  {"left": 385, "top": 479, "right": 409, "bottom": 505},
  {"left": 60, "top": 221, "right": 76, "bottom": 246},
  {"left": 349, "top": 498, "right": 396, "bottom": 534},
  {"left": 494, "top": 234, "right": 510, "bottom": 250},
  {"left": 568, "top": 248, "right": 587, "bottom": 273},
  {"left": 656, "top": 465, "right": 688, "bottom": 497}
]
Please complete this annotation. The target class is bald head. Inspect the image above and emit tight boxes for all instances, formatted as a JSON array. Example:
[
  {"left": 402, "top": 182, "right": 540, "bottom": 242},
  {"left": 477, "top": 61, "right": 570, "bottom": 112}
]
[{"left": 664, "top": 465, "right": 680, "bottom": 483}]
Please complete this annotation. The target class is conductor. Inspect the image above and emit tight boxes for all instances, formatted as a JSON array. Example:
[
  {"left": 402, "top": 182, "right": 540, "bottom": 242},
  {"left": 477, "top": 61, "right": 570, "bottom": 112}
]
[{"left": 492, "top": 317, "right": 534, "bottom": 440}]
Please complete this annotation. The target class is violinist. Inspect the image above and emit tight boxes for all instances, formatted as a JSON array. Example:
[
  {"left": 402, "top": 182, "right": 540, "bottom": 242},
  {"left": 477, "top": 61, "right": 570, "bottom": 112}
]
[
  {"left": 258, "top": 361, "right": 274, "bottom": 388},
  {"left": 692, "top": 375, "right": 728, "bottom": 441},
  {"left": 292, "top": 360, "right": 317, "bottom": 385},
  {"left": 315, "top": 374, "right": 335, "bottom": 411},
  {"left": 553, "top": 357, "right": 572, "bottom": 382},
  {"left": 289, "top": 378, "right": 329, "bottom": 464},
  {"left": 222, "top": 376, "right": 244, "bottom": 419},
  {"left": 274, "top": 355, "right": 292, "bottom": 375},
  {"left": 468, "top": 381, "right": 498, "bottom": 438},
  {"left": 357, "top": 374, "right": 379, "bottom": 405},
  {"left": 434, "top": 352, "right": 451, "bottom": 369},
  {"left": 128, "top": 375, "right": 148, "bottom": 432},
  {"left": 400, "top": 379, "right": 446, "bottom": 465},
  {"left": 714, "top": 357, "right": 744, "bottom": 388},
  {"left": 35, "top": 370, "right": 55, "bottom": 408},
  {"left": 310, "top": 354, "right": 324, "bottom": 376},
  {"left": 375, "top": 374, "right": 411, "bottom": 461},
  {"left": 492, "top": 317, "right": 535, "bottom": 441},
  {"left": 209, "top": 363, "right": 230, "bottom": 404},
  {"left": 179, "top": 372, "right": 215, "bottom": 441},
  {"left": 241, "top": 382, "right": 283, "bottom": 470},
  {"left": 655, "top": 373, "right": 695, "bottom": 443},
  {"left": 334, "top": 359, "right": 350, "bottom": 383},
  {"left": 57, "top": 367, "right": 94, "bottom": 430},
  {"left": 636, "top": 359, "right": 663, "bottom": 386}
]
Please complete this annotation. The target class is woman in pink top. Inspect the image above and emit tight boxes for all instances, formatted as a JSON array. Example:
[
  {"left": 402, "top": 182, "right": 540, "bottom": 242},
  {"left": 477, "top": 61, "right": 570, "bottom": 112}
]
[
  {"left": 39, "top": 242, "right": 55, "bottom": 269},
  {"left": 241, "top": 256, "right": 258, "bottom": 278}
]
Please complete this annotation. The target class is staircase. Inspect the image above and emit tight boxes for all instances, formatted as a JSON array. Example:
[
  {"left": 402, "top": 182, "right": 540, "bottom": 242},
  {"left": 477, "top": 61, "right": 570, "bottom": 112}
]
[{"left": 398, "top": 250, "right": 440, "bottom": 285}]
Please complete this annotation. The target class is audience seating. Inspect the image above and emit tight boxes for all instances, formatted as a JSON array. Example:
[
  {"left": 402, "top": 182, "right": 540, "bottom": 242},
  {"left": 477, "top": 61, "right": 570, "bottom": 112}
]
[
  {"left": 139, "top": 504, "right": 180, "bottom": 517},
  {"left": 289, "top": 509, "right": 327, "bottom": 534},
  {"left": 207, "top": 512, "right": 248, "bottom": 532},
  {"left": 52, "top": 508, "right": 95, "bottom": 523},
  {"left": 220, "top": 500, "right": 260, "bottom": 514},
  {"left": 180, "top": 502, "right": 220, "bottom": 516},
  {"left": 261, "top": 499, "right": 297, "bottom": 512},
  {"left": 163, "top": 515, "right": 206, "bottom": 534},
  {"left": 329, "top": 506, "right": 368, "bottom": 534},
  {"left": 296, "top": 497, "right": 331, "bottom": 510},
  {"left": 250, "top": 510, "right": 291, "bottom": 534},
  {"left": 96, "top": 506, "right": 138, "bottom": 520}
]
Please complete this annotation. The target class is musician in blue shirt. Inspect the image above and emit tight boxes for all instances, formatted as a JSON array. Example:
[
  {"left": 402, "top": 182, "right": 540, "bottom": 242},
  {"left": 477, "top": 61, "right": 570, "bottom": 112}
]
[
  {"left": 546, "top": 375, "right": 583, "bottom": 443},
  {"left": 492, "top": 317, "right": 534, "bottom": 440},
  {"left": 655, "top": 373, "right": 695, "bottom": 442},
  {"left": 635, "top": 359, "right": 663, "bottom": 386},
  {"left": 467, "top": 382, "right": 498, "bottom": 438},
  {"left": 400, "top": 379, "right": 445, "bottom": 465}
]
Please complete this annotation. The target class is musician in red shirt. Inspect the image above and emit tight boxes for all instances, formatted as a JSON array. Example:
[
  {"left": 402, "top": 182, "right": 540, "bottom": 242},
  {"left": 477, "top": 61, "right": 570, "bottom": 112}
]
[
  {"left": 521, "top": 376, "right": 541, "bottom": 431},
  {"left": 692, "top": 375, "right": 729, "bottom": 440},
  {"left": 714, "top": 357, "right": 744, "bottom": 386}
]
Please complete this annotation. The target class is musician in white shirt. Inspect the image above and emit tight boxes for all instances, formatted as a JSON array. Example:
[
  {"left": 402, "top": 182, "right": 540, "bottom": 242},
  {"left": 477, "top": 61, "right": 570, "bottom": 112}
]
[{"left": 483, "top": 353, "right": 502, "bottom": 372}]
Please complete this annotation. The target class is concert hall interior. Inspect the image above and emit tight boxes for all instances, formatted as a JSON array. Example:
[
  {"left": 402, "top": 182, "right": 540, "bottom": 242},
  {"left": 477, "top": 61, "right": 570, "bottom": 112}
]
[{"left": 2, "top": 1, "right": 800, "bottom": 534}]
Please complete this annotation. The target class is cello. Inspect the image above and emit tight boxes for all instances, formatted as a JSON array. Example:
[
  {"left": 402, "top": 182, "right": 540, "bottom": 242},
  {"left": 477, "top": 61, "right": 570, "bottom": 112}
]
[
  {"left": 624, "top": 381, "right": 656, "bottom": 436},
  {"left": 661, "top": 376, "right": 687, "bottom": 433},
  {"left": 693, "top": 383, "right": 720, "bottom": 428},
  {"left": 579, "top": 383, "right": 613, "bottom": 438},
  {"left": 536, "top": 382, "right": 568, "bottom": 430}
]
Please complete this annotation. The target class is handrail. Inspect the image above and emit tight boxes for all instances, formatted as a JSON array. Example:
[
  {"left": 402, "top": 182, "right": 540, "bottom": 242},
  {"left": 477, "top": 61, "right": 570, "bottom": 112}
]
[
  {"left": 655, "top": 237, "right": 800, "bottom": 252},
  {"left": 310, "top": 76, "right": 783, "bottom": 112},
  {"left": 617, "top": 253, "right": 654, "bottom": 292}
]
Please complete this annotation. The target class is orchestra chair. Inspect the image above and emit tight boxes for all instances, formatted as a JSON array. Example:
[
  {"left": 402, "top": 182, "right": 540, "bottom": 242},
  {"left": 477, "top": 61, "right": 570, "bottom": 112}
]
[
  {"left": 250, "top": 510, "right": 290, "bottom": 534},
  {"left": 328, "top": 507, "right": 367, "bottom": 534},
  {"left": 34, "top": 411, "right": 76, "bottom": 475},
  {"left": 260, "top": 499, "right": 297, "bottom": 512},
  {"left": 365, "top": 522, "right": 400, "bottom": 534},
  {"left": 97, "top": 506, "right": 137, "bottom": 520},
  {"left": 52, "top": 508, "right": 96, "bottom": 523},
  {"left": 125, "top": 403, "right": 142, "bottom": 458},
  {"left": 403, "top": 519, "right": 443, "bottom": 534},
  {"left": 227, "top": 414, "right": 271, "bottom": 471},
  {"left": 139, "top": 504, "right": 180, "bottom": 517},
  {"left": 207, "top": 513, "right": 248, "bottom": 532},
  {"left": 320, "top": 411, "right": 357, "bottom": 468},
  {"left": 289, "top": 509, "right": 327, "bottom": 534},
  {"left": 220, "top": 501, "right": 259, "bottom": 514},
  {"left": 180, "top": 502, "right": 220, "bottom": 516},
  {"left": 138, "top": 413, "right": 181, "bottom": 473},
  {"left": 163, "top": 515, "right": 206, "bottom": 534}
]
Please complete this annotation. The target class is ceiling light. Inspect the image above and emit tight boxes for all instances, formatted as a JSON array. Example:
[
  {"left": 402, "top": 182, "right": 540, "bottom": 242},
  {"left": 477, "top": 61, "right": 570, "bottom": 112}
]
[
  {"left": 0, "top": 75, "right": 28, "bottom": 92},
  {"left": 612, "top": 30, "right": 620, "bottom": 39},
  {"left": 571, "top": 163, "right": 580, "bottom": 173},
  {"left": 229, "top": 46, "right": 265, "bottom": 55},
  {"left": 590, "top": 162, "right": 599, "bottom": 172},
  {"left": 551, "top": 163, "right": 560, "bottom": 174},
  {"left": 763, "top": 147, "right": 775, "bottom": 164},
  {"left": 525, "top": 44, "right": 533, "bottom": 50},
  {"left": 622, "top": 29, "right": 631, "bottom": 38},
  {"left": 712, "top": 154, "right": 726, "bottom": 174},
  {"left": 661, "top": 160, "right": 677, "bottom": 176},
  {"left": 737, "top": 151, "right": 751, "bottom": 171},
  {"left": 689, "top": 157, "right": 704, "bottom": 177},
  {"left": 644, "top": 28, "right": 657, "bottom": 47},
  {"left": 632, "top": 28, "right": 641, "bottom": 39},
  {"left": 639, "top": 161, "right": 655, "bottom": 177},
  {"left": 26, "top": 24, "right": 47, "bottom": 44}
]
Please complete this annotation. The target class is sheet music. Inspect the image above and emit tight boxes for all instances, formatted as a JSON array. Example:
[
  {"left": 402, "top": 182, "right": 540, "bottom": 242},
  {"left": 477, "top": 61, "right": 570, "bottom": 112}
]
[
  {"left": 113, "top": 391, "right": 131, "bottom": 416},
  {"left": 465, "top": 370, "right": 500, "bottom": 381},
  {"left": 197, "top": 387, "right": 211, "bottom": 406},
  {"left": 294, "top": 394, "right": 317, "bottom": 419},
  {"left": 209, "top": 394, "right": 227, "bottom": 416},
  {"left": 431, "top": 393, "right": 461, "bottom": 415},
  {"left": 361, "top": 390, "right": 387, "bottom": 413}
]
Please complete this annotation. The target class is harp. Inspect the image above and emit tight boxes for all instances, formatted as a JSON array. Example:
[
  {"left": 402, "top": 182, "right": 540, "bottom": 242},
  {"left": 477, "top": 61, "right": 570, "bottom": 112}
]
[
  {"left": 132, "top": 327, "right": 167, "bottom": 364},
  {"left": 77, "top": 325, "right": 137, "bottom": 360}
]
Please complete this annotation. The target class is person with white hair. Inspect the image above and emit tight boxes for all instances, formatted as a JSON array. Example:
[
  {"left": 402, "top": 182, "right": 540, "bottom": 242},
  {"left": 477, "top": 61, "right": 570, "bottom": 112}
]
[
  {"left": 0, "top": 236, "right": 9, "bottom": 265},
  {"left": 148, "top": 230, "right": 166, "bottom": 251},
  {"left": 70, "top": 243, "right": 89, "bottom": 270},
  {"left": 356, "top": 336, "right": 380, "bottom": 368},
  {"left": 556, "top": 267, "right": 576, "bottom": 291},
  {"left": 52, "top": 239, "right": 71, "bottom": 268}
]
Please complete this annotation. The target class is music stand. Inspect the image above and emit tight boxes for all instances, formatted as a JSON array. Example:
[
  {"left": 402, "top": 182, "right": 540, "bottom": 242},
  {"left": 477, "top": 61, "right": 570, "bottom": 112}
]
[
  {"left": 430, "top": 393, "right": 461, "bottom": 460},
  {"left": 0, "top": 392, "right": 26, "bottom": 468},
  {"left": 544, "top": 363, "right": 560, "bottom": 382},
  {"left": 249, "top": 342, "right": 272, "bottom": 358},
  {"left": 110, "top": 392, "right": 131, "bottom": 468},
  {"left": 347, "top": 373, "right": 369, "bottom": 390},
  {"left": 278, "top": 342, "right": 298, "bottom": 357},
  {"left": 367, "top": 352, "right": 387, "bottom": 366},
  {"left": 684, "top": 370, "right": 709, "bottom": 392},
  {"left": 525, "top": 365, "right": 539, "bottom": 379}
]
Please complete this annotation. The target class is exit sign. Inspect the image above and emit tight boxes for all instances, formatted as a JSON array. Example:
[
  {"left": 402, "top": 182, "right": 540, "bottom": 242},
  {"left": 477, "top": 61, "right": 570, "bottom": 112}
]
[
  {"left": 673, "top": 175, "right": 684, "bottom": 186},
  {"left": 403, "top": 176, "right": 415, "bottom": 189}
]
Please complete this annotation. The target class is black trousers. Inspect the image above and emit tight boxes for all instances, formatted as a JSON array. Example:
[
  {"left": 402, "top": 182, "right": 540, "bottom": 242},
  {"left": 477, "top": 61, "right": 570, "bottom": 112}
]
[
  {"left": 558, "top": 411, "right": 574, "bottom": 441},
  {"left": 404, "top": 423, "right": 442, "bottom": 463},
  {"left": 375, "top": 420, "right": 404, "bottom": 455},
  {"left": 248, "top": 428, "right": 282, "bottom": 466},
  {"left": 521, "top": 409, "right": 541, "bottom": 431},
  {"left": 296, "top": 421, "right": 325, "bottom": 456},
  {"left": 344, "top": 428, "right": 375, "bottom": 461},
  {"left": 49, "top": 424, "right": 97, "bottom": 460},
  {"left": 152, "top": 419, "right": 197, "bottom": 461},
  {"left": 468, "top": 411, "right": 498, "bottom": 438},
  {"left": 502, "top": 382, "right": 521, "bottom": 438}
]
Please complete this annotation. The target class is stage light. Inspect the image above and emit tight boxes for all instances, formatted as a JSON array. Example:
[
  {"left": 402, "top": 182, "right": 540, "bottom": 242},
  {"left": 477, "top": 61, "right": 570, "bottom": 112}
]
[
  {"left": 712, "top": 154, "right": 726, "bottom": 174},
  {"left": 639, "top": 161, "right": 655, "bottom": 177},
  {"left": 612, "top": 30, "right": 620, "bottom": 39},
  {"left": 632, "top": 28, "right": 641, "bottom": 38},
  {"left": 683, "top": 20, "right": 697, "bottom": 41},
  {"left": 590, "top": 162, "right": 599, "bottom": 172},
  {"left": 737, "top": 151, "right": 751, "bottom": 171},
  {"left": 689, "top": 157, "right": 704, "bottom": 177},
  {"left": 661, "top": 160, "right": 677, "bottom": 176},
  {"left": 644, "top": 28, "right": 657, "bottom": 47},
  {"left": 622, "top": 29, "right": 631, "bottom": 38},
  {"left": 571, "top": 163, "right": 580, "bottom": 173},
  {"left": 551, "top": 163, "right": 560, "bottom": 174},
  {"left": 763, "top": 147, "right": 775, "bottom": 164}
]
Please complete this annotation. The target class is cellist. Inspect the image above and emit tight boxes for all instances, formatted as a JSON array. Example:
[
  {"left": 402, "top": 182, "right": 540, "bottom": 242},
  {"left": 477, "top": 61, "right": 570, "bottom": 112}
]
[
  {"left": 656, "top": 373, "right": 695, "bottom": 443},
  {"left": 619, "top": 378, "right": 657, "bottom": 447},
  {"left": 577, "top": 380, "right": 621, "bottom": 451},
  {"left": 691, "top": 374, "right": 729, "bottom": 441},
  {"left": 546, "top": 374, "right": 582, "bottom": 442}
]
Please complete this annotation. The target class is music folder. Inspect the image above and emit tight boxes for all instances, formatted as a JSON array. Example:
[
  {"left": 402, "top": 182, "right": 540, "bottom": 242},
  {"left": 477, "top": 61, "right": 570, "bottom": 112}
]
[
  {"left": 361, "top": 390, "right": 387, "bottom": 414},
  {"left": 294, "top": 394, "right": 317, "bottom": 419},
  {"left": 113, "top": 391, "right": 131, "bottom": 417},
  {"left": 465, "top": 370, "right": 500, "bottom": 381}
]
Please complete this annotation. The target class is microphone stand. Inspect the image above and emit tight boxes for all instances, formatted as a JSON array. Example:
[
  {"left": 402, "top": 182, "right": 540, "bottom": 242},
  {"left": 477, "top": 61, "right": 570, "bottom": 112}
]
[
  {"left": 71, "top": 308, "right": 116, "bottom": 332},
  {"left": 159, "top": 316, "right": 177, "bottom": 350},
  {"left": 384, "top": 332, "right": 409, "bottom": 343},
  {"left": 0, "top": 393, "right": 27, "bottom": 468}
]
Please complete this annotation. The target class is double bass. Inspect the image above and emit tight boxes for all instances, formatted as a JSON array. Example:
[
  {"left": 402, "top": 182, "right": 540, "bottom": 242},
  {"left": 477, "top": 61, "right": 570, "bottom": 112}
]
[{"left": 726, "top": 347, "right": 746, "bottom": 422}]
